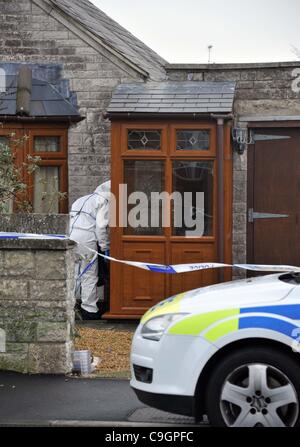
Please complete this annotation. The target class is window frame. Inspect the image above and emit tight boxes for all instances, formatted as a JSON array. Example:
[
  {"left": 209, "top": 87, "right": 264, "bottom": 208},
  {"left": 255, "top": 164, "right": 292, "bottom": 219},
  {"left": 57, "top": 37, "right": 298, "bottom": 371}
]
[
  {"left": 171, "top": 159, "right": 215, "bottom": 238},
  {"left": 118, "top": 121, "right": 217, "bottom": 242},
  {"left": 28, "top": 129, "right": 68, "bottom": 214},
  {"left": 28, "top": 159, "right": 68, "bottom": 214},
  {"left": 170, "top": 123, "right": 216, "bottom": 157},
  {"left": 28, "top": 128, "right": 68, "bottom": 160},
  {"left": 0, "top": 124, "right": 68, "bottom": 214},
  {"left": 120, "top": 123, "right": 168, "bottom": 157},
  {"left": 123, "top": 158, "right": 166, "bottom": 236},
  {"left": 0, "top": 128, "right": 29, "bottom": 212}
]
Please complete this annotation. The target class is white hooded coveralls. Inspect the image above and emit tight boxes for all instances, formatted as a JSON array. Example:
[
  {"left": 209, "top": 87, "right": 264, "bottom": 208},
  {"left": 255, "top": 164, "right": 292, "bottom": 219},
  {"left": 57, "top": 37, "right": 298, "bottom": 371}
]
[{"left": 69, "top": 181, "right": 110, "bottom": 313}]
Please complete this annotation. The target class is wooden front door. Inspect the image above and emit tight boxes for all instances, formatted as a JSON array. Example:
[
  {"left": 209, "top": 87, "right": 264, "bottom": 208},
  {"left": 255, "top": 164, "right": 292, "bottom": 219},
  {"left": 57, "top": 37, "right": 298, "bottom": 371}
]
[
  {"left": 247, "top": 126, "right": 300, "bottom": 266},
  {"left": 106, "top": 120, "right": 232, "bottom": 319}
]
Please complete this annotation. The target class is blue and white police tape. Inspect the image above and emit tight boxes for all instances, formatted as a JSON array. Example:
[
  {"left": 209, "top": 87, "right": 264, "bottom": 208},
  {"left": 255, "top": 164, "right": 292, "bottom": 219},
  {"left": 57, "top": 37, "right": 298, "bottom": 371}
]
[
  {"left": 1, "top": 232, "right": 300, "bottom": 274},
  {"left": 0, "top": 232, "right": 67, "bottom": 240}
]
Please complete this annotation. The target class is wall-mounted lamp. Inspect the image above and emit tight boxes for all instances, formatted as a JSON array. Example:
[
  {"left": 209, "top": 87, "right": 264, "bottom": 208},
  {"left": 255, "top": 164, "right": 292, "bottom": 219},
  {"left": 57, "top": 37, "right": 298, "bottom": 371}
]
[{"left": 231, "top": 127, "right": 254, "bottom": 155}]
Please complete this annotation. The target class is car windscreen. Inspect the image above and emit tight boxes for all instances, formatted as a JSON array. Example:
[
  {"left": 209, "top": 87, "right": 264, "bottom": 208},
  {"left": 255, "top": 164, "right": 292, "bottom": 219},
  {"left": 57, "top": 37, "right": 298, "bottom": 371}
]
[{"left": 279, "top": 272, "right": 300, "bottom": 285}]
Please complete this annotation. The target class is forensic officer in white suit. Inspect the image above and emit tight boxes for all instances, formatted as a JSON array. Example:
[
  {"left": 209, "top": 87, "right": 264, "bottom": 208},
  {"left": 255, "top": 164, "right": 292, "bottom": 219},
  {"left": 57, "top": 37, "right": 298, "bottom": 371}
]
[{"left": 69, "top": 180, "right": 111, "bottom": 320}]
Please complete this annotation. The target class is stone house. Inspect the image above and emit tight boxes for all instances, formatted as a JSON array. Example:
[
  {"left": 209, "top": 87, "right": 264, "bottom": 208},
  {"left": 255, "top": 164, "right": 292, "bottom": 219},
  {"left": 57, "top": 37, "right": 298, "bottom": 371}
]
[{"left": 1, "top": 0, "right": 300, "bottom": 318}]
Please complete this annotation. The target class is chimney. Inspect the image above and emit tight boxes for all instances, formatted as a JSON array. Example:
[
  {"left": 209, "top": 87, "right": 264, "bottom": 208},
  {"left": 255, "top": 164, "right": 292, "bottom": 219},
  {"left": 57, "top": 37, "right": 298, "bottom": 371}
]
[{"left": 16, "top": 66, "right": 32, "bottom": 116}]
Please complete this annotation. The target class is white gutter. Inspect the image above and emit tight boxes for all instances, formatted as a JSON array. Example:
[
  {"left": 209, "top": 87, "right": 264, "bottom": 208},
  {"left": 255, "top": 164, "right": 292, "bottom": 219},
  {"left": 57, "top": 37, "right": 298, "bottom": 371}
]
[{"left": 239, "top": 115, "right": 300, "bottom": 122}]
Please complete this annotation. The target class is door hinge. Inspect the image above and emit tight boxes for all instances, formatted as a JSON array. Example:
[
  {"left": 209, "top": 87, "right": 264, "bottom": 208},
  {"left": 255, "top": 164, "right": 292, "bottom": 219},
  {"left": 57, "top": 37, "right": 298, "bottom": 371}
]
[
  {"left": 253, "top": 133, "right": 291, "bottom": 142},
  {"left": 248, "top": 208, "right": 290, "bottom": 223}
]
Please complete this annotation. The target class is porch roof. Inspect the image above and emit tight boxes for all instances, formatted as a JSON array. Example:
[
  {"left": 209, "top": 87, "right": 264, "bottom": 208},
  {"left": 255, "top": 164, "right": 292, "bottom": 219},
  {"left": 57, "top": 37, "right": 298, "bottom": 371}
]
[{"left": 107, "top": 81, "right": 236, "bottom": 115}]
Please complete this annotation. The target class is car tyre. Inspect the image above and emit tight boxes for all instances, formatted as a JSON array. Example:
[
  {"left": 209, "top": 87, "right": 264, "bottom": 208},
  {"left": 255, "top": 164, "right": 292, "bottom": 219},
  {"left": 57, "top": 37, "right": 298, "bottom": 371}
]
[{"left": 205, "top": 346, "right": 300, "bottom": 427}]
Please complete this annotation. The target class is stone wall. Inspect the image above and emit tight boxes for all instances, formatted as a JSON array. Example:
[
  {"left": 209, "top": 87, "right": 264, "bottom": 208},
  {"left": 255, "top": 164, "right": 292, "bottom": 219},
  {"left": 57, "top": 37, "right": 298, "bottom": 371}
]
[
  {"left": 232, "top": 150, "right": 247, "bottom": 276},
  {"left": 0, "top": 237, "right": 75, "bottom": 374},
  {"left": 0, "top": 0, "right": 143, "bottom": 206},
  {"left": 0, "top": 213, "right": 69, "bottom": 235}
]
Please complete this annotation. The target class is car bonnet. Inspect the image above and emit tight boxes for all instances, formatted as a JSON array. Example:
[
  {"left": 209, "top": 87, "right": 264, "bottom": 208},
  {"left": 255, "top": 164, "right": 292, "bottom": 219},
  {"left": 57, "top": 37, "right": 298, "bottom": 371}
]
[{"left": 141, "top": 273, "right": 295, "bottom": 325}]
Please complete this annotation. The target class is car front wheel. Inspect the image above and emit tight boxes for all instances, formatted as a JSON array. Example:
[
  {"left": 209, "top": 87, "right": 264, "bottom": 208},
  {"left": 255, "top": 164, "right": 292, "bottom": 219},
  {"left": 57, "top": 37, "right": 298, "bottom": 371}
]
[{"left": 205, "top": 346, "right": 300, "bottom": 427}]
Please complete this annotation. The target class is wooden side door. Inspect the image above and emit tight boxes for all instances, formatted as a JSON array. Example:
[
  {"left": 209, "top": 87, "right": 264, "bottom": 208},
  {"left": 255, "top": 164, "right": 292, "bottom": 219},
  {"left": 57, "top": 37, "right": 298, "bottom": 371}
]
[{"left": 247, "top": 126, "right": 300, "bottom": 266}]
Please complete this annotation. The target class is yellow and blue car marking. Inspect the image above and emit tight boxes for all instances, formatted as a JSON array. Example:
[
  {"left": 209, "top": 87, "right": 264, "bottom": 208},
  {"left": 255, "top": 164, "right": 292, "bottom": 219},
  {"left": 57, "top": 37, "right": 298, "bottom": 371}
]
[{"left": 166, "top": 304, "right": 300, "bottom": 342}]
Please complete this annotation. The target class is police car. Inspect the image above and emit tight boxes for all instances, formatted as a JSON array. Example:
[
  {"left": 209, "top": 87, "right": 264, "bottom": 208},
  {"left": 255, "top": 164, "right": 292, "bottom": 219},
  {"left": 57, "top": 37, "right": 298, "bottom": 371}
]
[{"left": 130, "top": 272, "right": 300, "bottom": 427}]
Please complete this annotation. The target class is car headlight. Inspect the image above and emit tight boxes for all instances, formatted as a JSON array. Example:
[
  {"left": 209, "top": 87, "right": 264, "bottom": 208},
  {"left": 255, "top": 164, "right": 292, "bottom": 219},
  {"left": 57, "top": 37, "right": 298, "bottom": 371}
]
[{"left": 141, "top": 313, "right": 188, "bottom": 341}]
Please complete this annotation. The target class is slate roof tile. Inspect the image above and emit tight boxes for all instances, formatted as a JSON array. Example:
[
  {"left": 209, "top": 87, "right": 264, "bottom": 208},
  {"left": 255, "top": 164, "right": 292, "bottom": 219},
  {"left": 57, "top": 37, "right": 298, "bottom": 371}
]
[
  {"left": 107, "top": 81, "right": 236, "bottom": 114},
  {"left": 49, "top": 0, "right": 166, "bottom": 80},
  {"left": 0, "top": 65, "right": 81, "bottom": 119}
]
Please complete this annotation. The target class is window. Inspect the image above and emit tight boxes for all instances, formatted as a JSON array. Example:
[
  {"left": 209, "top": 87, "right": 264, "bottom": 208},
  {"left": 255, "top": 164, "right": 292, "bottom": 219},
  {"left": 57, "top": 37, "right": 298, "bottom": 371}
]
[
  {"left": 172, "top": 161, "right": 214, "bottom": 236},
  {"left": 0, "top": 136, "right": 13, "bottom": 213},
  {"left": 176, "top": 130, "right": 210, "bottom": 151},
  {"left": 0, "top": 127, "right": 68, "bottom": 213},
  {"left": 127, "top": 130, "right": 161, "bottom": 150},
  {"left": 124, "top": 160, "right": 165, "bottom": 235},
  {"left": 34, "top": 136, "right": 60, "bottom": 153},
  {"left": 34, "top": 166, "right": 60, "bottom": 214},
  {"left": 29, "top": 131, "right": 68, "bottom": 213}
]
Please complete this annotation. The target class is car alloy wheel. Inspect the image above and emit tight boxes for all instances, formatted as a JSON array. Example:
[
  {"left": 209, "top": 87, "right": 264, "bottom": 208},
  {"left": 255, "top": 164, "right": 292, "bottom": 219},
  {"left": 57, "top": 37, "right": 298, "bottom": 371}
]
[{"left": 220, "top": 363, "right": 299, "bottom": 427}]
